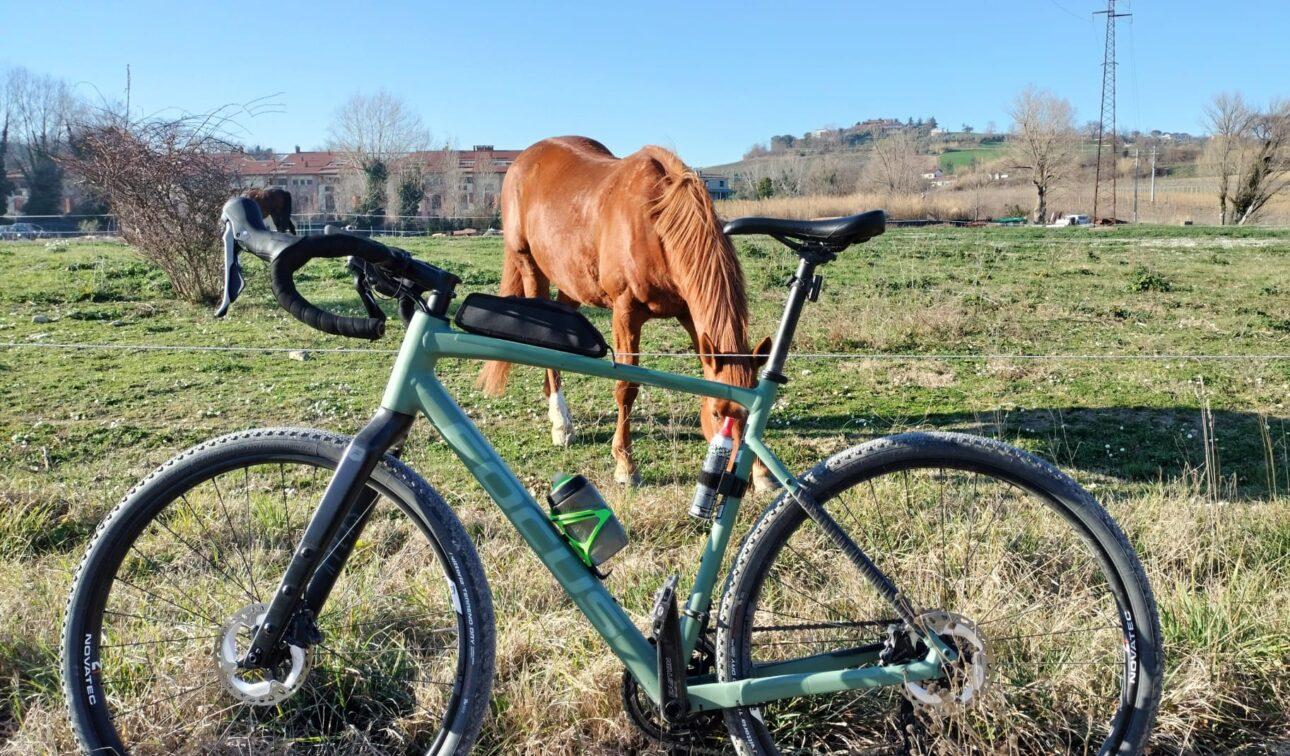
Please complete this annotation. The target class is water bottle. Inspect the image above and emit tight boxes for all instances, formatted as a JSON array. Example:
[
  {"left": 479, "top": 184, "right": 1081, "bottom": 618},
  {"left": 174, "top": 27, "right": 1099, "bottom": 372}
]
[
  {"left": 690, "top": 417, "right": 736, "bottom": 519},
  {"left": 548, "top": 474, "right": 628, "bottom": 567}
]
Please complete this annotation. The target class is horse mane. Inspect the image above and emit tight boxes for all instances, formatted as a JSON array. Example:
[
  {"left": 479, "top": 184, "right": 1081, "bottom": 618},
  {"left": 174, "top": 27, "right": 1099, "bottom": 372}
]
[{"left": 643, "top": 146, "right": 748, "bottom": 356}]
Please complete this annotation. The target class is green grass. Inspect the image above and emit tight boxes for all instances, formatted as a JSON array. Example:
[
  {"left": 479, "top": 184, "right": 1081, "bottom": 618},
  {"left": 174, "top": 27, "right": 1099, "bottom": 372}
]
[
  {"left": 0, "top": 226, "right": 1287, "bottom": 752},
  {"left": 938, "top": 145, "right": 1006, "bottom": 174}
]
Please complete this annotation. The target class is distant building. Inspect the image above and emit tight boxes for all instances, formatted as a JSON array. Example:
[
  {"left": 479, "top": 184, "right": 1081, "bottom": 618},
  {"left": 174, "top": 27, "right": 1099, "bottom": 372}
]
[
  {"left": 225, "top": 146, "right": 521, "bottom": 217},
  {"left": 922, "top": 168, "right": 945, "bottom": 181},
  {"left": 700, "top": 172, "right": 732, "bottom": 200},
  {"left": 3, "top": 170, "right": 25, "bottom": 214}
]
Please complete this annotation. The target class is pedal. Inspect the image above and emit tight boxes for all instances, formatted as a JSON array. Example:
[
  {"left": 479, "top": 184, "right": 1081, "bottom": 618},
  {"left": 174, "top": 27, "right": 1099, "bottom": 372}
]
[{"left": 651, "top": 574, "right": 690, "bottom": 725}]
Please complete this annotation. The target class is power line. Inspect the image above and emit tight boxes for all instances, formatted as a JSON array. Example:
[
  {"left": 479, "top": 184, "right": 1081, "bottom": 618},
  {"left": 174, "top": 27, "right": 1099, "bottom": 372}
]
[{"left": 1045, "top": 0, "right": 1092, "bottom": 22}]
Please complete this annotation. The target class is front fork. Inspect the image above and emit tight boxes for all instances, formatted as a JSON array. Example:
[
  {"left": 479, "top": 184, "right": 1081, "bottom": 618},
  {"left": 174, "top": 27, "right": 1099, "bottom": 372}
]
[{"left": 242, "top": 408, "right": 414, "bottom": 668}]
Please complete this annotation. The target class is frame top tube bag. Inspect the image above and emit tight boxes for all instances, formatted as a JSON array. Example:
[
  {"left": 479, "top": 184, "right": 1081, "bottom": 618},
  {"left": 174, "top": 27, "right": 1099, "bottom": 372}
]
[{"left": 454, "top": 293, "right": 609, "bottom": 358}]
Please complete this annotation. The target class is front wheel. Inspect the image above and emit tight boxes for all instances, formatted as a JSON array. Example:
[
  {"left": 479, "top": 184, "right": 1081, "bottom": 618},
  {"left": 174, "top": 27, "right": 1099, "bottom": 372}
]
[
  {"left": 62, "top": 427, "right": 495, "bottom": 755},
  {"left": 717, "top": 432, "right": 1161, "bottom": 755}
]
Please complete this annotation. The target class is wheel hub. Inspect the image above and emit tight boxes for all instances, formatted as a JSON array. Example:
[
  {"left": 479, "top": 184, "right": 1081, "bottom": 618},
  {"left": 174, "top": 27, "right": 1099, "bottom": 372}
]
[
  {"left": 216, "top": 603, "right": 312, "bottom": 706},
  {"left": 904, "top": 611, "right": 990, "bottom": 711}
]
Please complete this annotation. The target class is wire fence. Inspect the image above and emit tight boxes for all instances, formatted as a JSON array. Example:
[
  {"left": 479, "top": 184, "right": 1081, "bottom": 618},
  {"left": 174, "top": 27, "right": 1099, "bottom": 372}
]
[
  {"left": 2, "top": 341, "right": 1286, "bottom": 362},
  {"left": 4, "top": 211, "right": 1289, "bottom": 240}
]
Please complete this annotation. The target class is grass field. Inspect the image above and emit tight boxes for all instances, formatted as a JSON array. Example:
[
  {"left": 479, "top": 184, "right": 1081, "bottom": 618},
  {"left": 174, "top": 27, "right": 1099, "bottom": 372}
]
[
  {"left": 1, "top": 226, "right": 1287, "bottom": 753},
  {"left": 937, "top": 146, "right": 1006, "bottom": 174}
]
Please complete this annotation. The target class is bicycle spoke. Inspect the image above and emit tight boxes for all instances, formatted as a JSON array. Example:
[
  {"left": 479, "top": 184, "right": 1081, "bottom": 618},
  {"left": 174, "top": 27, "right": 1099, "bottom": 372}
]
[
  {"left": 211, "top": 476, "right": 261, "bottom": 603},
  {"left": 113, "top": 575, "right": 220, "bottom": 627}
]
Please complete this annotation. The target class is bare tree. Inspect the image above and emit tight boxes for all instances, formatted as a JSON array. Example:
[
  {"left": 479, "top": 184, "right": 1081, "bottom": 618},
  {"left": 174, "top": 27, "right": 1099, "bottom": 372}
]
[
  {"left": 733, "top": 159, "right": 777, "bottom": 199},
  {"left": 5, "top": 66, "right": 81, "bottom": 214},
  {"left": 1006, "top": 86, "right": 1078, "bottom": 223},
  {"left": 326, "top": 91, "right": 430, "bottom": 225},
  {"left": 1229, "top": 100, "right": 1290, "bottom": 224},
  {"left": 472, "top": 149, "right": 501, "bottom": 216},
  {"left": 1203, "top": 93, "right": 1288, "bottom": 225},
  {"left": 1202, "top": 92, "right": 1255, "bottom": 225},
  {"left": 774, "top": 153, "right": 810, "bottom": 196},
  {"left": 426, "top": 140, "right": 465, "bottom": 223},
  {"left": 862, "top": 131, "right": 924, "bottom": 194},
  {"left": 0, "top": 88, "right": 12, "bottom": 209},
  {"left": 804, "top": 153, "right": 864, "bottom": 196},
  {"left": 327, "top": 90, "right": 430, "bottom": 165}
]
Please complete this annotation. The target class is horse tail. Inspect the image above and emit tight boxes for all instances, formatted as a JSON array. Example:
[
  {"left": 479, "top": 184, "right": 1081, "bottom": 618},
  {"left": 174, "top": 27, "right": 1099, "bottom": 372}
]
[
  {"left": 643, "top": 146, "right": 747, "bottom": 353},
  {"left": 476, "top": 242, "right": 523, "bottom": 395}
]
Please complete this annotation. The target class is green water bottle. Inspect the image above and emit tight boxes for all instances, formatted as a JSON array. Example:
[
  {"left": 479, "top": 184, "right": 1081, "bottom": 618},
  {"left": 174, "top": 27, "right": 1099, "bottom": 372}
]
[{"left": 548, "top": 474, "right": 628, "bottom": 568}]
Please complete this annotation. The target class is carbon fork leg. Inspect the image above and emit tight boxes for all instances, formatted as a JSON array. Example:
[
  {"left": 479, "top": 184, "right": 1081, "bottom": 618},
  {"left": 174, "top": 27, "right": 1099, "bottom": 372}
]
[
  {"left": 242, "top": 408, "right": 415, "bottom": 668},
  {"left": 300, "top": 435, "right": 406, "bottom": 618}
]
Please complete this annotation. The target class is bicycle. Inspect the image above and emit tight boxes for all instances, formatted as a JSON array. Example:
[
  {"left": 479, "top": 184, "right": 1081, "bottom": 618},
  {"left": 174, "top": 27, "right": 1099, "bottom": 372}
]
[{"left": 62, "top": 197, "right": 1162, "bottom": 754}]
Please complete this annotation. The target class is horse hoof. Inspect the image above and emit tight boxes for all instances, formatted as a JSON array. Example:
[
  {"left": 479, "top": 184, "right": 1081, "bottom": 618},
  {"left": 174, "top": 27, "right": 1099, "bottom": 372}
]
[
  {"left": 753, "top": 474, "right": 780, "bottom": 494},
  {"left": 551, "top": 427, "right": 574, "bottom": 447},
  {"left": 615, "top": 469, "right": 642, "bottom": 487}
]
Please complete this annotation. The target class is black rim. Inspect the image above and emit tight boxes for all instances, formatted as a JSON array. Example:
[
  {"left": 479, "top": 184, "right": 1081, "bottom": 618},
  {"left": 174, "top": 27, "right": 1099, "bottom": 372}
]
[
  {"left": 67, "top": 450, "right": 472, "bottom": 753},
  {"left": 731, "top": 455, "right": 1145, "bottom": 753}
]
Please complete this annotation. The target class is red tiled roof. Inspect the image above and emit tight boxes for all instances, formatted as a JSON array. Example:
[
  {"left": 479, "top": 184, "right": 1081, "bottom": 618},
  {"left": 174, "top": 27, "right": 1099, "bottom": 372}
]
[{"left": 221, "top": 149, "right": 521, "bottom": 177}]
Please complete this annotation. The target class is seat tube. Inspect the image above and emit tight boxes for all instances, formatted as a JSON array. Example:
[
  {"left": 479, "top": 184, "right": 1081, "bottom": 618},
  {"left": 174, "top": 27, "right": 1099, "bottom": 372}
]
[{"left": 761, "top": 256, "right": 817, "bottom": 383}]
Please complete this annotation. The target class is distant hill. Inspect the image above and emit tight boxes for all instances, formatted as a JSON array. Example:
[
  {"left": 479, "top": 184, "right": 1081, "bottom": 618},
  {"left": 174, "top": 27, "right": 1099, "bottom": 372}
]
[{"left": 703, "top": 117, "right": 1009, "bottom": 197}]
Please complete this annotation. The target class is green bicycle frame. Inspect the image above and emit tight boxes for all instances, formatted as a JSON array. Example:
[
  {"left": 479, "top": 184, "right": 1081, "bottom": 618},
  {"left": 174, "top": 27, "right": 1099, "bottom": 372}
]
[{"left": 378, "top": 312, "right": 946, "bottom": 712}]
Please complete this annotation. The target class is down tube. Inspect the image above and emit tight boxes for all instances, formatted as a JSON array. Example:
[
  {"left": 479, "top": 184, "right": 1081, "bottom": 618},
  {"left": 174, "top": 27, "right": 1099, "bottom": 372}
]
[{"left": 411, "top": 372, "right": 661, "bottom": 698}]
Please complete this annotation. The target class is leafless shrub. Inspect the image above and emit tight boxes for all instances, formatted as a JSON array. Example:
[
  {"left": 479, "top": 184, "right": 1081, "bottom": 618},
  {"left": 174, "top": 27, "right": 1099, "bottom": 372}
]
[{"left": 63, "top": 111, "right": 237, "bottom": 303}]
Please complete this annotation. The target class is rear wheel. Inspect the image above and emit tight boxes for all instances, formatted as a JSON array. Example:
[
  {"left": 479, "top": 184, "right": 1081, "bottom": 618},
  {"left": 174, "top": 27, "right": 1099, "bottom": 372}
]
[
  {"left": 62, "top": 428, "right": 495, "bottom": 755},
  {"left": 718, "top": 432, "right": 1161, "bottom": 755}
]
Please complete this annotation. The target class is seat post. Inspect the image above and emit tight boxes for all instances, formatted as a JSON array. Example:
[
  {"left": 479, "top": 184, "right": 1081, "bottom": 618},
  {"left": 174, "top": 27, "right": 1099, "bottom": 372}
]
[{"left": 760, "top": 255, "right": 818, "bottom": 384}]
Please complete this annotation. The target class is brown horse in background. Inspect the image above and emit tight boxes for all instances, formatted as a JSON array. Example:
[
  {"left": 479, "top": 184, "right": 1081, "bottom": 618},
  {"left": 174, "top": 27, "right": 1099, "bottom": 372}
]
[
  {"left": 243, "top": 187, "right": 297, "bottom": 234},
  {"left": 479, "top": 136, "right": 773, "bottom": 488}
]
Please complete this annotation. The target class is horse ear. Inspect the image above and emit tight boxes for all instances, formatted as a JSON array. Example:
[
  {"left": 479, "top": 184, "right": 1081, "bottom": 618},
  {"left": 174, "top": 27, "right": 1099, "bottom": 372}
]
[
  {"left": 752, "top": 337, "right": 773, "bottom": 367},
  {"left": 697, "top": 332, "right": 717, "bottom": 366}
]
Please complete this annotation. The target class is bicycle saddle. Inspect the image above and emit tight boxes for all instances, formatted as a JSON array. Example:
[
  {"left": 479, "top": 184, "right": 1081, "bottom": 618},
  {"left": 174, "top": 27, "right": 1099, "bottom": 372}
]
[{"left": 723, "top": 209, "right": 885, "bottom": 248}]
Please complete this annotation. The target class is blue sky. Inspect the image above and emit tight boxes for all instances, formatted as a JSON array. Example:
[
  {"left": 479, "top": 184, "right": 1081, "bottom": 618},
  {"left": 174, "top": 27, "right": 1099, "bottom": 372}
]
[{"left": 4, "top": 1, "right": 1287, "bottom": 166}]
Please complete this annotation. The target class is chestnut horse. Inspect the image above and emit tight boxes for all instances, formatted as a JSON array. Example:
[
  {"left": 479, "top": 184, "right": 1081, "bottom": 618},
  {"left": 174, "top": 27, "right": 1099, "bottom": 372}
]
[
  {"left": 243, "top": 187, "right": 297, "bottom": 234},
  {"left": 478, "top": 136, "right": 773, "bottom": 488}
]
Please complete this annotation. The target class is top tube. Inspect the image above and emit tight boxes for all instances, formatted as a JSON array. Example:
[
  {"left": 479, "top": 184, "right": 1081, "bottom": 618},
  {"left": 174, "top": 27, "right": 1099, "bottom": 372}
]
[{"left": 384, "top": 313, "right": 763, "bottom": 411}]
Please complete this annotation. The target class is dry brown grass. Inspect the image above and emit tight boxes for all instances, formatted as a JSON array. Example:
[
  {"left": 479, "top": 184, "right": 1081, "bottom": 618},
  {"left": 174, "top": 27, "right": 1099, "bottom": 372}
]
[{"left": 717, "top": 181, "right": 1290, "bottom": 225}]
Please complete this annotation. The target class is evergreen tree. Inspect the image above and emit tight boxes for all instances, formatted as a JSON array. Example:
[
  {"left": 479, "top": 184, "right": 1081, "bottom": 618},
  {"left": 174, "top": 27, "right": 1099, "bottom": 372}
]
[
  {"left": 23, "top": 150, "right": 63, "bottom": 215},
  {"left": 356, "top": 159, "right": 388, "bottom": 227},
  {"left": 397, "top": 172, "right": 425, "bottom": 226}
]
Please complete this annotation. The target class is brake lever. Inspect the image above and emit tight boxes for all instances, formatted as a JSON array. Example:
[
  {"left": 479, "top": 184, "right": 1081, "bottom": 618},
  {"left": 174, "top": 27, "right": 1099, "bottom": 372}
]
[
  {"left": 214, "top": 219, "right": 244, "bottom": 317},
  {"left": 347, "top": 257, "right": 387, "bottom": 321}
]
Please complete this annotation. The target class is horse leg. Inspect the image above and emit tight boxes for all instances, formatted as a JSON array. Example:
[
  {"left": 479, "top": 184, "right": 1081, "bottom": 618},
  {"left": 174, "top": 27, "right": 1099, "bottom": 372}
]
[
  {"left": 678, "top": 314, "right": 778, "bottom": 494},
  {"left": 612, "top": 301, "right": 648, "bottom": 485},
  {"left": 545, "top": 291, "right": 578, "bottom": 447},
  {"left": 510, "top": 256, "right": 573, "bottom": 446}
]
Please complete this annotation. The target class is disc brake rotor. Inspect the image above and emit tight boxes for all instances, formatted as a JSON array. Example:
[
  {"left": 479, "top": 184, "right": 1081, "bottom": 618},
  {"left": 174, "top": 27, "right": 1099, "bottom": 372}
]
[
  {"left": 216, "top": 602, "right": 312, "bottom": 706},
  {"left": 904, "top": 611, "right": 990, "bottom": 711}
]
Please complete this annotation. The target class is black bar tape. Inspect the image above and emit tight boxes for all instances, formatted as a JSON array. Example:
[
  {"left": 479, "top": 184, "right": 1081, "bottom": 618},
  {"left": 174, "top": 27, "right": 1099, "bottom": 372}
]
[{"left": 270, "top": 235, "right": 404, "bottom": 340}]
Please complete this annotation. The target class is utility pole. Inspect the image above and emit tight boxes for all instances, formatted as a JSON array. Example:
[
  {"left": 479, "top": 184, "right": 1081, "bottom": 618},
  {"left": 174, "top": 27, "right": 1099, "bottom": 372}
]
[
  {"left": 1093, "top": 0, "right": 1131, "bottom": 224},
  {"left": 1132, "top": 147, "right": 1140, "bottom": 223},
  {"left": 1149, "top": 144, "right": 1157, "bottom": 203}
]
